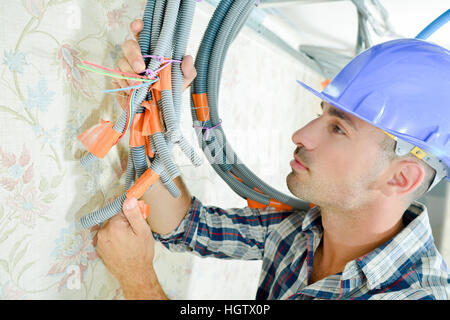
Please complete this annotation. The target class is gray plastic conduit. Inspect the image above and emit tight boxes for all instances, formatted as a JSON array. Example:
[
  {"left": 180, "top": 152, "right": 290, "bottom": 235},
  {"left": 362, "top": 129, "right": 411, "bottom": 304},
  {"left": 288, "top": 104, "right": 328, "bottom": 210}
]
[
  {"left": 190, "top": 0, "right": 311, "bottom": 211},
  {"left": 130, "top": 106, "right": 147, "bottom": 178},
  {"left": 80, "top": 0, "right": 311, "bottom": 229},
  {"left": 80, "top": 0, "right": 201, "bottom": 229},
  {"left": 141, "top": 0, "right": 177, "bottom": 181},
  {"left": 208, "top": 1, "right": 309, "bottom": 207},
  {"left": 140, "top": 0, "right": 155, "bottom": 67},
  {"left": 125, "top": 154, "right": 135, "bottom": 190},
  {"left": 208, "top": 0, "right": 252, "bottom": 173},
  {"left": 204, "top": 0, "right": 251, "bottom": 187}
]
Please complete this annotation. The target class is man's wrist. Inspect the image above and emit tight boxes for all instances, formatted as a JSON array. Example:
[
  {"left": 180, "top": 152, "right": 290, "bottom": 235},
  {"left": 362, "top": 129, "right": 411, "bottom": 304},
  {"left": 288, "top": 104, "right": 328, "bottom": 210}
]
[{"left": 120, "top": 268, "right": 168, "bottom": 300}]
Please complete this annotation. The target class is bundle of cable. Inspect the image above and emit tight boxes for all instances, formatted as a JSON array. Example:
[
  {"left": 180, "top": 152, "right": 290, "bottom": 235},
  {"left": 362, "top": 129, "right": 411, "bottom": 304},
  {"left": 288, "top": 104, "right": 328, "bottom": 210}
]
[
  {"left": 79, "top": 0, "right": 203, "bottom": 229},
  {"left": 78, "top": 0, "right": 313, "bottom": 230},
  {"left": 190, "top": 0, "right": 311, "bottom": 213}
]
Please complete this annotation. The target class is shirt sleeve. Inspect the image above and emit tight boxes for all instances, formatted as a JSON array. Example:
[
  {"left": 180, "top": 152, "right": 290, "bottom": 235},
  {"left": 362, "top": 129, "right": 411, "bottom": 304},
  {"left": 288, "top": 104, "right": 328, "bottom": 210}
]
[{"left": 153, "top": 195, "right": 295, "bottom": 260}]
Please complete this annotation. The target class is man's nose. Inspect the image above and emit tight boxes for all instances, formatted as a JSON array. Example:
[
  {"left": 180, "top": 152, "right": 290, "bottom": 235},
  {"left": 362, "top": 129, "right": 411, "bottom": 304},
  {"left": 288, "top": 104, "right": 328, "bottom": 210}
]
[{"left": 291, "top": 119, "right": 319, "bottom": 150}]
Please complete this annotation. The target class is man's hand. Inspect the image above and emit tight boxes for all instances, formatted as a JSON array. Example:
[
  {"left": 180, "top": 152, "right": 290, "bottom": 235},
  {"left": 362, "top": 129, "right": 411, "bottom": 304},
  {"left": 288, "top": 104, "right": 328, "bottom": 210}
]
[
  {"left": 112, "top": 19, "right": 197, "bottom": 110},
  {"left": 94, "top": 197, "right": 168, "bottom": 300}
]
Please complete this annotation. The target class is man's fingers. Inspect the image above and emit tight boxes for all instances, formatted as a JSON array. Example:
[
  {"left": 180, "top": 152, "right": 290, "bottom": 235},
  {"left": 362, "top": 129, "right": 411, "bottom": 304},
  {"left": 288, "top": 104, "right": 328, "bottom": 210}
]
[
  {"left": 109, "top": 210, "right": 128, "bottom": 224},
  {"left": 122, "top": 198, "right": 148, "bottom": 235},
  {"left": 181, "top": 55, "right": 196, "bottom": 78},
  {"left": 111, "top": 81, "right": 127, "bottom": 110},
  {"left": 104, "top": 212, "right": 128, "bottom": 234},
  {"left": 130, "top": 19, "right": 143, "bottom": 42},
  {"left": 114, "top": 75, "right": 131, "bottom": 95},
  {"left": 117, "top": 58, "right": 142, "bottom": 90},
  {"left": 114, "top": 69, "right": 130, "bottom": 93},
  {"left": 181, "top": 55, "right": 197, "bottom": 91},
  {"left": 122, "top": 40, "right": 146, "bottom": 74}
]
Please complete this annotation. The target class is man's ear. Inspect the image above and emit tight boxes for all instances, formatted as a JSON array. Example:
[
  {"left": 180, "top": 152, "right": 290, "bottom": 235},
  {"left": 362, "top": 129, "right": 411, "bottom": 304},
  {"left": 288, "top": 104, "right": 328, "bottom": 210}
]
[{"left": 384, "top": 160, "right": 425, "bottom": 198}]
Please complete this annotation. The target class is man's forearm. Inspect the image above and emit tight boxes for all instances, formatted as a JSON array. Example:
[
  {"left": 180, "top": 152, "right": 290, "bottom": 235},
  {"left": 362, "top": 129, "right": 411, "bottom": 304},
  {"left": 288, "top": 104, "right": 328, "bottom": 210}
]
[{"left": 141, "top": 175, "right": 192, "bottom": 235}]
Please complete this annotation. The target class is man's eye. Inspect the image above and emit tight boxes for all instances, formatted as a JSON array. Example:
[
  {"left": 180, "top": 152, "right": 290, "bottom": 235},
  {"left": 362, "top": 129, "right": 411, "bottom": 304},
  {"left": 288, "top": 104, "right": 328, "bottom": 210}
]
[
  {"left": 315, "top": 113, "right": 345, "bottom": 135},
  {"left": 331, "top": 124, "right": 345, "bottom": 135}
]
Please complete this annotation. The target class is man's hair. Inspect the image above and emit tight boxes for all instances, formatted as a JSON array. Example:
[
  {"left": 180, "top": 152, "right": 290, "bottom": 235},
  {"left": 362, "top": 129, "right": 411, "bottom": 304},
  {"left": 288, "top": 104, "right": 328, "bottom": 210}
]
[{"left": 379, "top": 135, "right": 436, "bottom": 204}]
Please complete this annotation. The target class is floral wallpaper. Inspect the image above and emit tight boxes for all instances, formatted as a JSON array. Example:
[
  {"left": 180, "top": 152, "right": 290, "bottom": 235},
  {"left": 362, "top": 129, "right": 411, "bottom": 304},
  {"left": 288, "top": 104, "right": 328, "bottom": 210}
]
[{"left": 0, "top": 0, "right": 325, "bottom": 299}]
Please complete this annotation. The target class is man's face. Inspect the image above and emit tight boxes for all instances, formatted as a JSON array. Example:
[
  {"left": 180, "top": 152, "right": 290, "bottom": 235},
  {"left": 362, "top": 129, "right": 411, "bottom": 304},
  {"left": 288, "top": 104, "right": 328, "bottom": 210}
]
[{"left": 286, "top": 101, "right": 388, "bottom": 211}]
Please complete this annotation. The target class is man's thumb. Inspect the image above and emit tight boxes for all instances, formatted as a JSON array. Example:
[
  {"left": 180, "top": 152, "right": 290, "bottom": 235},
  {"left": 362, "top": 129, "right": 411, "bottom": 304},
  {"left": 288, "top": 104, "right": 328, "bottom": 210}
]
[{"left": 122, "top": 198, "right": 147, "bottom": 233}]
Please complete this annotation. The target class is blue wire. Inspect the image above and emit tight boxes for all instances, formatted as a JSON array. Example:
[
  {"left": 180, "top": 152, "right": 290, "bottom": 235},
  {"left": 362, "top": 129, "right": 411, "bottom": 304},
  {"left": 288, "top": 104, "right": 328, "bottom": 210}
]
[
  {"left": 415, "top": 9, "right": 450, "bottom": 40},
  {"left": 105, "top": 76, "right": 160, "bottom": 132},
  {"left": 103, "top": 76, "right": 160, "bottom": 93}
]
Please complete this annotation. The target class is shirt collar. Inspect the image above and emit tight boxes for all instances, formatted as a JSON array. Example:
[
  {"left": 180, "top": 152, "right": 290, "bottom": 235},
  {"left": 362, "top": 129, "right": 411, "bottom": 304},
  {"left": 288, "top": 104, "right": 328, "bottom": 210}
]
[
  {"left": 300, "top": 201, "right": 433, "bottom": 291},
  {"left": 354, "top": 201, "right": 434, "bottom": 290},
  {"left": 301, "top": 205, "right": 322, "bottom": 232}
]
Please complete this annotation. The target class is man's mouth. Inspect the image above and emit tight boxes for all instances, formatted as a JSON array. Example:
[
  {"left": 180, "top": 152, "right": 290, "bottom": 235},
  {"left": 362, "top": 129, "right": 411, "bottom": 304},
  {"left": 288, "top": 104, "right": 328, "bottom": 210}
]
[{"left": 291, "top": 153, "right": 308, "bottom": 171}]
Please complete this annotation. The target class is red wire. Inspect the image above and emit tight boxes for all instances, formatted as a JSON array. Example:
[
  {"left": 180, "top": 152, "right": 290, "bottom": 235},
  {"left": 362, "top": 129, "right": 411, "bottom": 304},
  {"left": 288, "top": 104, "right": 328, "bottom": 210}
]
[
  {"left": 81, "top": 60, "right": 157, "bottom": 80},
  {"left": 113, "top": 90, "right": 133, "bottom": 145}
]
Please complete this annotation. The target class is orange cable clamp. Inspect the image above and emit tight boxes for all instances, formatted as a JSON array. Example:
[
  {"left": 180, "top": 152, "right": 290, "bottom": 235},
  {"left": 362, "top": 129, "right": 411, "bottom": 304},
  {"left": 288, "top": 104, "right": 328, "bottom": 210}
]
[
  {"left": 247, "top": 187, "right": 268, "bottom": 209},
  {"left": 268, "top": 199, "right": 294, "bottom": 212},
  {"left": 159, "top": 63, "right": 172, "bottom": 91},
  {"left": 152, "top": 86, "right": 162, "bottom": 102},
  {"left": 126, "top": 167, "right": 160, "bottom": 200},
  {"left": 129, "top": 112, "right": 146, "bottom": 147},
  {"left": 78, "top": 119, "right": 122, "bottom": 158},
  {"left": 192, "top": 93, "right": 210, "bottom": 121}
]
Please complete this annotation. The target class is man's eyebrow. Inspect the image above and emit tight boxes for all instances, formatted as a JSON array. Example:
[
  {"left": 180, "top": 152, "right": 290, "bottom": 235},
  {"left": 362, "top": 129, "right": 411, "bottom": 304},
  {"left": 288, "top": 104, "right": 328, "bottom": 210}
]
[{"left": 320, "top": 101, "right": 358, "bottom": 131}]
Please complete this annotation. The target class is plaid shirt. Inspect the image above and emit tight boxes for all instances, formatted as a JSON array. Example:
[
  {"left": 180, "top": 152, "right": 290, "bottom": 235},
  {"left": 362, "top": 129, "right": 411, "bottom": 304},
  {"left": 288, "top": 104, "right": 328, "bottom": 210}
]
[{"left": 154, "top": 196, "right": 450, "bottom": 300}]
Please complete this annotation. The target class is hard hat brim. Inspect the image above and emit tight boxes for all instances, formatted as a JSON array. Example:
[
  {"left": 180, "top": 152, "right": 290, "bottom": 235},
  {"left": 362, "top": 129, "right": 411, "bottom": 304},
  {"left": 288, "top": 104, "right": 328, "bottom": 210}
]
[
  {"left": 295, "top": 80, "right": 450, "bottom": 182},
  {"left": 295, "top": 79, "right": 373, "bottom": 128}
]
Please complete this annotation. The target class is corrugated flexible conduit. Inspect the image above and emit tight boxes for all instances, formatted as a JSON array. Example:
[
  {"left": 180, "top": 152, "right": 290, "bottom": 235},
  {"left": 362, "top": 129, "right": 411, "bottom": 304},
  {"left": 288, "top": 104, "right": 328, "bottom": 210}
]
[
  {"left": 80, "top": 0, "right": 202, "bottom": 229},
  {"left": 191, "top": 0, "right": 311, "bottom": 211},
  {"left": 79, "top": 0, "right": 311, "bottom": 229}
]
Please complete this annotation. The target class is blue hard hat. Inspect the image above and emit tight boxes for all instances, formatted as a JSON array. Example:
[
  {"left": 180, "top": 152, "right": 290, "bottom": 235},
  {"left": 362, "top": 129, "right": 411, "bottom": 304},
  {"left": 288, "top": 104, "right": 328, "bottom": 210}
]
[{"left": 297, "top": 38, "right": 450, "bottom": 187}]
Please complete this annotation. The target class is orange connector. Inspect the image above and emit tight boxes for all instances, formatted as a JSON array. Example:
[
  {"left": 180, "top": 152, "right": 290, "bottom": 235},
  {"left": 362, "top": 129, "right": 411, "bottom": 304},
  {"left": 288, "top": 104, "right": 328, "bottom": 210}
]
[
  {"left": 230, "top": 173, "right": 269, "bottom": 209},
  {"left": 159, "top": 63, "right": 172, "bottom": 91},
  {"left": 247, "top": 198, "right": 268, "bottom": 209},
  {"left": 192, "top": 93, "right": 210, "bottom": 121},
  {"left": 141, "top": 100, "right": 156, "bottom": 136},
  {"left": 149, "top": 78, "right": 161, "bottom": 92},
  {"left": 246, "top": 186, "right": 294, "bottom": 211},
  {"left": 247, "top": 186, "right": 268, "bottom": 209},
  {"left": 152, "top": 86, "right": 162, "bottom": 102},
  {"left": 129, "top": 112, "right": 146, "bottom": 147},
  {"left": 268, "top": 199, "right": 294, "bottom": 212},
  {"left": 230, "top": 172, "right": 243, "bottom": 183},
  {"left": 126, "top": 167, "right": 160, "bottom": 199},
  {"left": 144, "top": 135, "right": 154, "bottom": 158},
  {"left": 78, "top": 119, "right": 122, "bottom": 158},
  {"left": 142, "top": 96, "right": 165, "bottom": 135},
  {"left": 248, "top": 197, "right": 294, "bottom": 211},
  {"left": 137, "top": 200, "right": 150, "bottom": 219},
  {"left": 141, "top": 99, "right": 159, "bottom": 157}
]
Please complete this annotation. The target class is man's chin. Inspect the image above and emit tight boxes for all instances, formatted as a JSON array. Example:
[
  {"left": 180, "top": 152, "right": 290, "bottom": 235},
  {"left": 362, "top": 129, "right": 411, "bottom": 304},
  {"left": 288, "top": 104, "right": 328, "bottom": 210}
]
[
  {"left": 288, "top": 173, "right": 321, "bottom": 204},
  {"left": 286, "top": 172, "right": 308, "bottom": 199}
]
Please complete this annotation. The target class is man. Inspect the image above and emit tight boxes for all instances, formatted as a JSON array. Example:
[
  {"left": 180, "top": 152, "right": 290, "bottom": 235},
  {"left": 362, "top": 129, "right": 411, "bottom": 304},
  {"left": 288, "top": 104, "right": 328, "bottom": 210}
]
[{"left": 94, "top": 19, "right": 450, "bottom": 300}]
